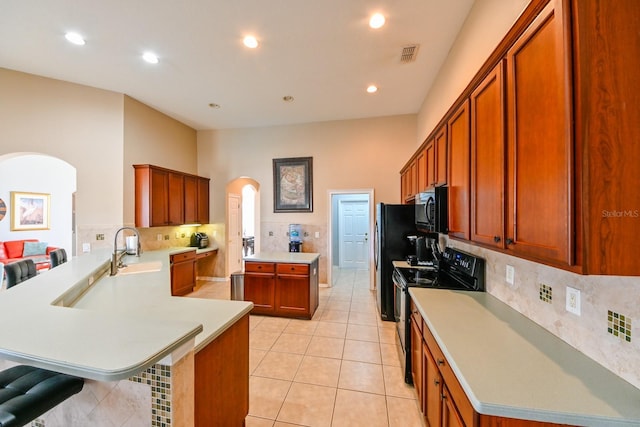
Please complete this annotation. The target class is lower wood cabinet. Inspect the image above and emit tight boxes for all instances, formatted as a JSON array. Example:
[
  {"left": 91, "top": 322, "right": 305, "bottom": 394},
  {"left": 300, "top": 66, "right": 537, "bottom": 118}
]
[
  {"left": 170, "top": 250, "right": 196, "bottom": 296},
  {"left": 244, "top": 259, "right": 319, "bottom": 319}
]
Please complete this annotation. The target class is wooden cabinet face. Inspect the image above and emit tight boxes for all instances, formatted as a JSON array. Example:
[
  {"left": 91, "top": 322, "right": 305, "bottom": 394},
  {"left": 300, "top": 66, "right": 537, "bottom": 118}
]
[
  {"left": 171, "top": 252, "right": 196, "bottom": 296},
  {"left": 410, "top": 316, "right": 423, "bottom": 409},
  {"left": 150, "top": 168, "right": 169, "bottom": 227},
  {"left": 425, "top": 141, "right": 436, "bottom": 188},
  {"left": 471, "top": 62, "right": 505, "bottom": 248},
  {"left": 184, "top": 175, "right": 198, "bottom": 224},
  {"left": 244, "top": 272, "right": 276, "bottom": 313},
  {"left": 434, "top": 127, "right": 447, "bottom": 186},
  {"left": 442, "top": 385, "right": 465, "bottom": 427},
  {"left": 168, "top": 173, "right": 184, "bottom": 225},
  {"left": 197, "top": 177, "right": 210, "bottom": 224},
  {"left": 423, "top": 343, "right": 442, "bottom": 427},
  {"left": 417, "top": 149, "right": 428, "bottom": 193},
  {"left": 506, "top": 0, "right": 572, "bottom": 265},
  {"left": 275, "top": 274, "right": 309, "bottom": 315},
  {"left": 447, "top": 101, "right": 471, "bottom": 240}
]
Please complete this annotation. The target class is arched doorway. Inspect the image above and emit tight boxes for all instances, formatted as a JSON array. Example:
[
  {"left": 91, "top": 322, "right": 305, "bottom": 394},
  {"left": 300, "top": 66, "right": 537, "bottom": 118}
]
[
  {"left": 225, "top": 177, "right": 260, "bottom": 277},
  {"left": 0, "top": 153, "right": 77, "bottom": 256}
]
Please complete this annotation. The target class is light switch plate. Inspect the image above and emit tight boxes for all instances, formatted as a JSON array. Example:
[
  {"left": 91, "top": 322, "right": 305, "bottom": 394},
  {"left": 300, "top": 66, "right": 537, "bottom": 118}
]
[{"left": 82, "top": 243, "right": 91, "bottom": 253}]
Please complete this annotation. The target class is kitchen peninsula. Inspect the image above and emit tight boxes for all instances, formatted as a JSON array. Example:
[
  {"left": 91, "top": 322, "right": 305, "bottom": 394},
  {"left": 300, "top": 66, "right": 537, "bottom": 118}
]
[
  {"left": 244, "top": 251, "right": 320, "bottom": 319},
  {"left": 0, "top": 248, "right": 253, "bottom": 426}
]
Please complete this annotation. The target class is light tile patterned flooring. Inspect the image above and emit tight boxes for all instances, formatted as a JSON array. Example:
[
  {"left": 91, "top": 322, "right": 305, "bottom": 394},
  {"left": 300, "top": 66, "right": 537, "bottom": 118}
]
[{"left": 188, "top": 268, "right": 424, "bottom": 427}]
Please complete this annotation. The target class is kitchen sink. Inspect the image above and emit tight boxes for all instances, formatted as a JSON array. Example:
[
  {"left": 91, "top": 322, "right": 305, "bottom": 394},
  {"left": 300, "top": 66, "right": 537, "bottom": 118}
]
[{"left": 116, "top": 261, "right": 163, "bottom": 276}]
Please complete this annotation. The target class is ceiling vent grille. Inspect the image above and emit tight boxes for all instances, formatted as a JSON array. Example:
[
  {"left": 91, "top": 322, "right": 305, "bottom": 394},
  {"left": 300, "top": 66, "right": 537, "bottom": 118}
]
[{"left": 400, "top": 44, "right": 420, "bottom": 63}]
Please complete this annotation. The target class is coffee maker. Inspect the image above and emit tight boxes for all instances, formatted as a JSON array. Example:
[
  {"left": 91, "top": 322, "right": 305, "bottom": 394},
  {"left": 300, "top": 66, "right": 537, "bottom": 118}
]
[{"left": 407, "top": 235, "right": 435, "bottom": 265}]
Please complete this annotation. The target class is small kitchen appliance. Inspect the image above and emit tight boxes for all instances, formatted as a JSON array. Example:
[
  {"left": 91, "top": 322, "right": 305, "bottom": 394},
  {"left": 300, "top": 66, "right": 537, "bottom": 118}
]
[
  {"left": 415, "top": 186, "right": 448, "bottom": 233},
  {"left": 392, "top": 247, "right": 485, "bottom": 383},
  {"left": 288, "top": 224, "right": 303, "bottom": 252},
  {"left": 190, "top": 232, "right": 209, "bottom": 248}
]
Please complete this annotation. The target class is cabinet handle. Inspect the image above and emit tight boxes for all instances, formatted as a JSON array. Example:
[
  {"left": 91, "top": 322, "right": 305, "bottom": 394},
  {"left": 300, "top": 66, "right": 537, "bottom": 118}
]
[
  {"left": 441, "top": 393, "right": 447, "bottom": 400},
  {"left": 434, "top": 379, "right": 440, "bottom": 386},
  {"left": 506, "top": 238, "right": 514, "bottom": 245},
  {"left": 493, "top": 236, "right": 501, "bottom": 243},
  {"left": 437, "top": 359, "right": 445, "bottom": 366}
]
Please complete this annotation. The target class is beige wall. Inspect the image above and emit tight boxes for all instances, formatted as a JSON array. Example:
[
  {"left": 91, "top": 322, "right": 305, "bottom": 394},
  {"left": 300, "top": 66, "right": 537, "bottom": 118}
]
[
  {"left": 416, "top": 1, "right": 640, "bottom": 389},
  {"left": 123, "top": 96, "right": 198, "bottom": 226},
  {"left": 0, "top": 68, "right": 124, "bottom": 230},
  {"left": 198, "top": 115, "right": 417, "bottom": 281}
]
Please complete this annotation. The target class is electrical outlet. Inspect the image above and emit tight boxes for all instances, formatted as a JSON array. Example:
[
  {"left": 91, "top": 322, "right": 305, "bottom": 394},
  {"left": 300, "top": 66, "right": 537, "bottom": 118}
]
[
  {"left": 315, "top": 231, "right": 320, "bottom": 238},
  {"left": 157, "top": 234, "right": 163, "bottom": 241},
  {"left": 506, "top": 265, "right": 515, "bottom": 285},
  {"left": 82, "top": 243, "right": 91, "bottom": 253},
  {"left": 175, "top": 232, "right": 180, "bottom": 238},
  {"left": 566, "top": 287, "right": 581, "bottom": 315}
]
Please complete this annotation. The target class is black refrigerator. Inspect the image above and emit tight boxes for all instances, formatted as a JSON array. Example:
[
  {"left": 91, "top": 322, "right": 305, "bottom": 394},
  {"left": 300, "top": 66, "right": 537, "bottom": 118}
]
[{"left": 375, "top": 203, "right": 417, "bottom": 321}]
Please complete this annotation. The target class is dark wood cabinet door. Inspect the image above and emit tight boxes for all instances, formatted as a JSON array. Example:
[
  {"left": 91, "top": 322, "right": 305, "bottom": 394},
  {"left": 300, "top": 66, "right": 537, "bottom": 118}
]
[
  {"left": 275, "top": 274, "right": 309, "bottom": 316},
  {"left": 171, "top": 252, "right": 196, "bottom": 296},
  {"left": 149, "top": 168, "right": 169, "bottom": 226},
  {"left": 447, "top": 100, "right": 471, "bottom": 239},
  {"left": 506, "top": 0, "right": 573, "bottom": 265},
  {"left": 410, "top": 316, "right": 423, "bottom": 411},
  {"left": 471, "top": 62, "right": 506, "bottom": 248},
  {"left": 417, "top": 149, "right": 428, "bottom": 193},
  {"left": 423, "top": 343, "right": 442, "bottom": 427},
  {"left": 425, "top": 141, "right": 436, "bottom": 188},
  {"left": 442, "top": 384, "right": 465, "bottom": 427},
  {"left": 168, "top": 172, "right": 184, "bottom": 225},
  {"left": 244, "top": 273, "right": 276, "bottom": 314},
  {"left": 184, "top": 175, "right": 198, "bottom": 224},
  {"left": 197, "top": 176, "right": 210, "bottom": 224},
  {"left": 434, "top": 126, "right": 447, "bottom": 186}
]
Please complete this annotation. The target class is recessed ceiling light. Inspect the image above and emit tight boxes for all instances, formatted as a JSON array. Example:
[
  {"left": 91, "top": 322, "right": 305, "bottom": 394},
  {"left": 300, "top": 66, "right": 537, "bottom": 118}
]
[
  {"left": 208, "top": 103, "right": 221, "bottom": 109},
  {"left": 282, "top": 95, "right": 294, "bottom": 102},
  {"left": 142, "top": 52, "right": 159, "bottom": 64},
  {"left": 369, "top": 13, "right": 385, "bottom": 29},
  {"left": 243, "top": 35, "right": 259, "bottom": 49},
  {"left": 367, "top": 85, "right": 378, "bottom": 94},
  {"left": 65, "top": 32, "right": 85, "bottom": 46}
]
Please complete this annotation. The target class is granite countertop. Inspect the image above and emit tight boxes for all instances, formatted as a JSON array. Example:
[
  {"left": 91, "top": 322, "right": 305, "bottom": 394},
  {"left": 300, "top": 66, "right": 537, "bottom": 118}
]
[
  {"left": 409, "top": 288, "right": 640, "bottom": 426},
  {"left": 244, "top": 251, "right": 320, "bottom": 264},
  {"left": 0, "top": 248, "right": 252, "bottom": 382}
]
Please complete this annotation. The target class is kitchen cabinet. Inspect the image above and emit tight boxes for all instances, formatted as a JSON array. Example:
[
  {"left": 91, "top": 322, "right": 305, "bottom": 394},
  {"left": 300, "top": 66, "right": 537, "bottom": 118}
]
[
  {"left": 170, "top": 250, "right": 196, "bottom": 296},
  {"left": 401, "top": 159, "right": 418, "bottom": 203},
  {"left": 434, "top": 125, "right": 448, "bottom": 186},
  {"left": 244, "top": 259, "right": 319, "bottom": 319},
  {"left": 447, "top": 101, "right": 470, "bottom": 240},
  {"left": 416, "top": 148, "right": 428, "bottom": 193},
  {"left": 470, "top": 63, "right": 505, "bottom": 248},
  {"left": 504, "top": 0, "right": 573, "bottom": 265},
  {"left": 134, "top": 164, "right": 210, "bottom": 227},
  {"left": 410, "top": 302, "right": 423, "bottom": 411},
  {"left": 244, "top": 262, "right": 276, "bottom": 314},
  {"left": 424, "top": 341, "right": 442, "bottom": 427}
]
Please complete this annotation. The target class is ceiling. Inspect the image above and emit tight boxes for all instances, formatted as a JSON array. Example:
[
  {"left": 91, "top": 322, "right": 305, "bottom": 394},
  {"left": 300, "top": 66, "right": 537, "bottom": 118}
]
[{"left": 0, "top": 0, "right": 474, "bottom": 130}]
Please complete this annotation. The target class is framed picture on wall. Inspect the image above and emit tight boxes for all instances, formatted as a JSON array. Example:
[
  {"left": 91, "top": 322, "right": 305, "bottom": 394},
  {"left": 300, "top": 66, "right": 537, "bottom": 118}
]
[
  {"left": 10, "top": 191, "right": 51, "bottom": 231},
  {"left": 273, "top": 157, "right": 313, "bottom": 212}
]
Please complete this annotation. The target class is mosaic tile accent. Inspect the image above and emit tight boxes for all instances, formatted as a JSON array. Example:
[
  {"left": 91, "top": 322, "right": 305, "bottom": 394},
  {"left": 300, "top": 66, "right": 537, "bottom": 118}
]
[
  {"left": 608, "top": 310, "right": 632, "bottom": 343},
  {"left": 539, "top": 283, "right": 553, "bottom": 303},
  {"left": 130, "top": 364, "right": 173, "bottom": 426}
]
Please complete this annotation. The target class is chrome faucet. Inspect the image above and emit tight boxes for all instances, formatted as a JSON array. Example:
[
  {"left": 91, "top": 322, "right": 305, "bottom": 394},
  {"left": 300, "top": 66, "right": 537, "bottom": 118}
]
[{"left": 110, "top": 226, "right": 141, "bottom": 276}]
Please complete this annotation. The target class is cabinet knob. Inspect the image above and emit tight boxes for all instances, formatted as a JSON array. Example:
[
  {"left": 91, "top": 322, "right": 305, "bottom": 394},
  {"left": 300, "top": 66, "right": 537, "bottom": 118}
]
[
  {"left": 434, "top": 379, "right": 440, "bottom": 386},
  {"left": 437, "top": 359, "right": 445, "bottom": 366},
  {"left": 506, "top": 238, "right": 514, "bottom": 245},
  {"left": 494, "top": 236, "right": 501, "bottom": 243}
]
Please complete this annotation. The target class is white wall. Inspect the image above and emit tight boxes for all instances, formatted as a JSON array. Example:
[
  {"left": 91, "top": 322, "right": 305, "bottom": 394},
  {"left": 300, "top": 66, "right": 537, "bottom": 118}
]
[{"left": 0, "top": 154, "right": 76, "bottom": 255}]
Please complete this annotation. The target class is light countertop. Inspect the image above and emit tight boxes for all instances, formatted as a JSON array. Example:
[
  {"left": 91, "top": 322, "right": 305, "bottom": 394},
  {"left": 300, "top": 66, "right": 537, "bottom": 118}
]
[
  {"left": 409, "top": 288, "right": 640, "bottom": 426},
  {"left": 244, "top": 251, "right": 320, "bottom": 264},
  {"left": 0, "top": 248, "right": 252, "bottom": 382}
]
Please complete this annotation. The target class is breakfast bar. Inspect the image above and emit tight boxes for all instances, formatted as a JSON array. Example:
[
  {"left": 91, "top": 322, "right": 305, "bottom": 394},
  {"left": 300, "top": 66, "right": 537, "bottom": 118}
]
[{"left": 0, "top": 248, "right": 253, "bottom": 426}]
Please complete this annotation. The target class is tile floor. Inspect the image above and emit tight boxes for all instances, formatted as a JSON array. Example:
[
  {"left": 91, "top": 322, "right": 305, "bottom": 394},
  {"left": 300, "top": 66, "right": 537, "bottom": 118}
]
[{"left": 188, "top": 267, "right": 424, "bottom": 427}]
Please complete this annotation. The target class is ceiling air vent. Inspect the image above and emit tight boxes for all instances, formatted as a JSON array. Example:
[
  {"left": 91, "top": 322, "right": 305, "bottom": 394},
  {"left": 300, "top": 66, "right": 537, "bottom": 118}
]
[{"left": 400, "top": 44, "right": 420, "bottom": 63}]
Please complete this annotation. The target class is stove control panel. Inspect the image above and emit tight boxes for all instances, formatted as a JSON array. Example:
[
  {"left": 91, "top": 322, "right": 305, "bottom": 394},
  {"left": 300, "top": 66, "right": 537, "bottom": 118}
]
[{"left": 442, "top": 248, "right": 482, "bottom": 277}]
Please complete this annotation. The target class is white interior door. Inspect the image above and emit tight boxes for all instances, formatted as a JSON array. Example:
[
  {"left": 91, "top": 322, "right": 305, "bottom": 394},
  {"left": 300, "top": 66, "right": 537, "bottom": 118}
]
[
  {"left": 228, "top": 193, "right": 243, "bottom": 275},
  {"left": 339, "top": 200, "right": 370, "bottom": 269}
]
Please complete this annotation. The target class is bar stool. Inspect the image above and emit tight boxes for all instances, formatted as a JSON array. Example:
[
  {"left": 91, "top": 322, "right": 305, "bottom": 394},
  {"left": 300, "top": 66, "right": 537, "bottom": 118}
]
[
  {"left": 4, "top": 260, "right": 37, "bottom": 289},
  {"left": 0, "top": 365, "right": 84, "bottom": 427},
  {"left": 49, "top": 249, "right": 67, "bottom": 269}
]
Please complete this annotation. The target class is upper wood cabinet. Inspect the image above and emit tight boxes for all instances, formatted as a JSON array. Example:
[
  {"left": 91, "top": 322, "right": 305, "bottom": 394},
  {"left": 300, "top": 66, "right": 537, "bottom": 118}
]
[
  {"left": 401, "top": 159, "right": 418, "bottom": 203},
  {"left": 505, "top": 0, "right": 573, "bottom": 266},
  {"left": 434, "top": 126, "right": 447, "bottom": 186},
  {"left": 447, "top": 101, "right": 470, "bottom": 240},
  {"left": 134, "top": 164, "right": 210, "bottom": 227},
  {"left": 416, "top": 148, "right": 428, "bottom": 193},
  {"left": 471, "top": 63, "right": 505, "bottom": 248}
]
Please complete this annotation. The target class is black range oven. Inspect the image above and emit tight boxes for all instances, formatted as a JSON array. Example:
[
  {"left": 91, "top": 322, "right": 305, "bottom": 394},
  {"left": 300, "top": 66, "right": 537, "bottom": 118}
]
[{"left": 392, "top": 247, "right": 485, "bottom": 384}]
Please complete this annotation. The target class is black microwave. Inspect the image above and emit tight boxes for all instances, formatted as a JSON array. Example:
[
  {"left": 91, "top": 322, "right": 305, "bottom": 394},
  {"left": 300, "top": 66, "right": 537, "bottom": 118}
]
[{"left": 415, "top": 186, "right": 448, "bottom": 233}]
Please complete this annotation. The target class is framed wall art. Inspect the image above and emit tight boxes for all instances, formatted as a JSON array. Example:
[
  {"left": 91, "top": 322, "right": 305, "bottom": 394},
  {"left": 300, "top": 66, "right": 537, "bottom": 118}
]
[
  {"left": 10, "top": 191, "right": 51, "bottom": 231},
  {"left": 273, "top": 157, "right": 313, "bottom": 212}
]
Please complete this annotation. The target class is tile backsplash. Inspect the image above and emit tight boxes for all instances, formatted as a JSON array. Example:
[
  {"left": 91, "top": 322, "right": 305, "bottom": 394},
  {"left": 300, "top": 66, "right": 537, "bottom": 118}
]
[{"left": 444, "top": 237, "right": 640, "bottom": 390}]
